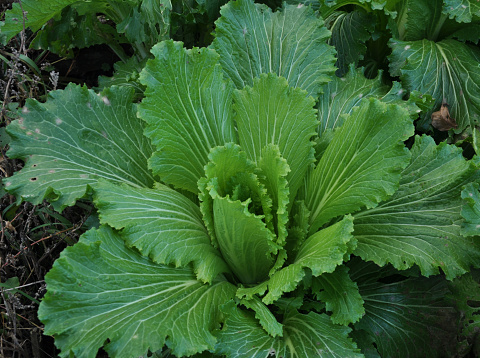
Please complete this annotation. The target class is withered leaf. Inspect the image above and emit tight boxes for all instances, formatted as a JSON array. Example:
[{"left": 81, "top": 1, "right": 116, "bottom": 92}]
[{"left": 431, "top": 102, "right": 458, "bottom": 131}]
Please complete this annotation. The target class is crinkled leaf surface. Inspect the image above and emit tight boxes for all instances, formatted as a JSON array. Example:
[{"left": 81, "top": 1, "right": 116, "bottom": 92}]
[
  {"left": 326, "top": 10, "right": 375, "bottom": 77},
  {"left": 240, "top": 296, "right": 283, "bottom": 338},
  {"left": 216, "top": 301, "right": 363, "bottom": 358},
  {"left": 212, "top": 0, "right": 336, "bottom": 98},
  {"left": 461, "top": 182, "right": 480, "bottom": 236},
  {"left": 199, "top": 143, "right": 272, "bottom": 249},
  {"left": 443, "top": 0, "right": 480, "bottom": 23},
  {"left": 389, "top": 38, "right": 480, "bottom": 137},
  {"left": 257, "top": 144, "right": 290, "bottom": 249},
  {"left": 4, "top": 84, "right": 154, "bottom": 211},
  {"left": 38, "top": 225, "right": 236, "bottom": 358},
  {"left": 350, "top": 259, "right": 459, "bottom": 358},
  {"left": 305, "top": 98, "right": 414, "bottom": 234},
  {"left": 312, "top": 265, "right": 365, "bottom": 325},
  {"left": 234, "top": 73, "right": 317, "bottom": 203},
  {"left": 94, "top": 180, "right": 229, "bottom": 283},
  {"left": 353, "top": 135, "right": 480, "bottom": 279},
  {"left": 237, "top": 215, "right": 355, "bottom": 305},
  {"left": 139, "top": 40, "right": 236, "bottom": 194},
  {"left": 116, "top": 0, "right": 171, "bottom": 49}
]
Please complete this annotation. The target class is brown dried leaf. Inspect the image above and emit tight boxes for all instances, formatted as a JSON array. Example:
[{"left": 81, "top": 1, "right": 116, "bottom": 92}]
[{"left": 431, "top": 102, "right": 458, "bottom": 131}]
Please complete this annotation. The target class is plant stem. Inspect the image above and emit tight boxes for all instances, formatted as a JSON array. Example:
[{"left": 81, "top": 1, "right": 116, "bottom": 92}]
[{"left": 431, "top": 13, "right": 448, "bottom": 41}]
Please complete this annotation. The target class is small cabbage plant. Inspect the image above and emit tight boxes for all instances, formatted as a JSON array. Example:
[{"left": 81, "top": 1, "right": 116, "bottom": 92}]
[{"left": 4, "top": 1, "right": 480, "bottom": 357}]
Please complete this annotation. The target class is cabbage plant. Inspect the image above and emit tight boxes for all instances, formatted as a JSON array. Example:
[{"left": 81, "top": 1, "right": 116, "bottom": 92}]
[{"left": 3, "top": 0, "right": 480, "bottom": 357}]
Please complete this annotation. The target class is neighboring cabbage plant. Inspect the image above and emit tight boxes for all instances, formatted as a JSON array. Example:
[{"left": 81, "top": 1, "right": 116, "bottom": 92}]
[{"left": 3, "top": 0, "right": 480, "bottom": 357}]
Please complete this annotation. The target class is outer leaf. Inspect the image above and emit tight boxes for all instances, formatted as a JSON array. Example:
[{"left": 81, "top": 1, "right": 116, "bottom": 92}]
[
  {"left": 3, "top": 84, "right": 154, "bottom": 211},
  {"left": 116, "top": 0, "right": 171, "bottom": 49},
  {"left": 30, "top": 6, "right": 118, "bottom": 57},
  {"left": 312, "top": 265, "right": 365, "bottom": 325},
  {"left": 38, "top": 226, "right": 236, "bottom": 358},
  {"left": 326, "top": 10, "right": 375, "bottom": 76},
  {"left": 443, "top": 0, "right": 480, "bottom": 23},
  {"left": 94, "top": 180, "right": 229, "bottom": 283},
  {"left": 350, "top": 259, "right": 459, "bottom": 358},
  {"left": 394, "top": 0, "right": 443, "bottom": 41},
  {"left": 216, "top": 301, "right": 363, "bottom": 358},
  {"left": 448, "top": 271, "right": 480, "bottom": 338},
  {"left": 305, "top": 98, "right": 414, "bottom": 234},
  {"left": 0, "top": 0, "right": 85, "bottom": 43},
  {"left": 138, "top": 40, "right": 236, "bottom": 194},
  {"left": 234, "top": 73, "right": 318, "bottom": 202},
  {"left": 353, "top": 135, "right": 480, "bottom": 279},
  {"left": 212, "top": 0, "right": 336, "bottom": 98},
  {"left": 237, "top": 215, "right": 355, "bottom": 305},
  {"left": 461, "top": 182, "right": 480, "bottom": 236},
  {"left": 389, "top": 38, "right": 480, "bottom": 138},
  {"left": 317, "top": 66, "right": 432, "bottom": 137},
  {"left": 317, "top": 66, "right": 390, "bottom": 135},
  {"left": 293, "top": 0, "right": 402, "bottom": 18}
]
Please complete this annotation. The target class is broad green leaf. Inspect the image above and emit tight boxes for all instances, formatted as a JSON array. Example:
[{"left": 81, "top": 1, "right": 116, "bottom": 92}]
[
  {"left": 139, "top": 40, "right": 236, "bottom": 194},
  {"left": 116, "top": 0, "right": 171, "bottom": 49},
  {"left": 212, "top": 0, "right": 336, "bottom": 98},
  {"left": 448, "top": 271, "right": 480, "bottom": 338},
  {"left": 237, "top": 215, "right": 355, "bottom": 305},
  {"left": 3, "top": 84, "right": 154, "bottom": 211},
  {"left": 195, "top": 0, "right": 229, "bottom": 20},
  {"left": 1, "top": 0, "right": 85, "bottom": 43},
  {"left": 394, "top": 0, "right": 443, "bottom": 41},
  {"left": 443, "top": 0, "right": 480, "bottom": 23},
  {"left": 240, "top": 296, "right": 283, "bottom": 338},
  {"left": 295, "top": 215, "right": 356, "bottom": 276},
  {"left": 30, "top": 6, "right": 119, "bottom": 57},
  {"left": 216, "top": 301, "right": 363, "bottom": 358},
  {"left": 350, "top": 259, "right": 459, "bottom": 358},
  {"left": 326, "top": 10, "right": 375, "bottom": 76},
  {"left": 234, "top": 73, "right": 318, "bottom": 202},
  {"left": 38, "top": 226, "right": 236, "bottom": 358},
  {"left": 294, "top": 0, "right": 402, "bottom": 18},
  {"left": 317, "top": 66, "right": 390, "bottom": 135},
  {"left": 199, "top": 143, "right": 273, "bottom": 249},
  {"left": 448, "top": 23, "right": 480, "bottom": 44},
  {"left": 317, "top": 65, "right": 432, "bottom": 136},
  {"left": 305, "top": 98, "right": 414, "bottom": 234},
  {"left": 212, "top": 194, "right": 277, "bottom": 284},
  {"left": 353, "top": 135, "right": 480, "bottom": 279},
  {"left": 348, "top": 329, "right": 381, "bottom": 358},
  {"left": 389, "top": 38, "right": 480, "bottom": 139},
  {"left": 312, "top": 265, "right": 365, "bottom": 325},
  {"left": 461, "top": 182, "right": 480, "bottom": 236},
  {"left": 94, "top": 180, "right": 229, "bottom": 283}
]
